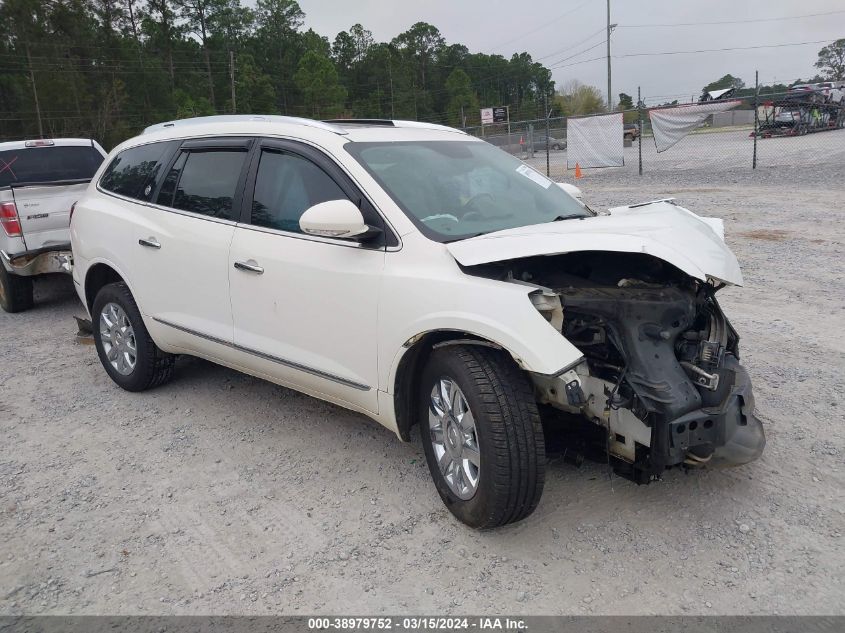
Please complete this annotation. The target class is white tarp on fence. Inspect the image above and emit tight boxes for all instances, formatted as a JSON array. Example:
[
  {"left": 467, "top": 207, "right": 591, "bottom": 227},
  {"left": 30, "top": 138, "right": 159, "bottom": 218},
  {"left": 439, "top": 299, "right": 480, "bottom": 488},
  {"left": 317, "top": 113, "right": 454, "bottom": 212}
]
[
  {"left": 566, "top": 112, "right": 624, "bottom": 168},
  {"left": 649, "top": 100, "right": 742, "bottom": 152}
]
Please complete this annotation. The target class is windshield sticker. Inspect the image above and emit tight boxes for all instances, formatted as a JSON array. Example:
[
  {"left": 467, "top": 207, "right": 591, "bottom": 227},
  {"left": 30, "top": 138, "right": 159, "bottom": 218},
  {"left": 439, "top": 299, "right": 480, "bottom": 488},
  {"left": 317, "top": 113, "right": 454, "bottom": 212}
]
[{"left": 515, "top": 164, "right": 552, "bottom": 189}]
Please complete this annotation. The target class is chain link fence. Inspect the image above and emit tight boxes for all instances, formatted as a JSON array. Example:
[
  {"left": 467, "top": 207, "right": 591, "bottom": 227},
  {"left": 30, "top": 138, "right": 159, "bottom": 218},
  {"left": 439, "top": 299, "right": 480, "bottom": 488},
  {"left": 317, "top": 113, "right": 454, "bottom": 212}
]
[{"left": 464, "top": 91, "right": 845, "bottom": 181}]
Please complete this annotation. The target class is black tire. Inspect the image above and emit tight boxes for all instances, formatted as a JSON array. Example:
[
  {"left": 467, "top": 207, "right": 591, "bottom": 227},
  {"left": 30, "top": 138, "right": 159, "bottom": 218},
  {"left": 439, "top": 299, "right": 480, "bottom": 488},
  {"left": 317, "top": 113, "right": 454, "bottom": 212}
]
[
  {"left": 0, "top": 266, "right": 34, "bottom": 313},
  {"left": 92, "top": 282, "right": 174, "bottom": 392},
  {"left": 418, "top": 345, "right": 545, "bottom": 529}
]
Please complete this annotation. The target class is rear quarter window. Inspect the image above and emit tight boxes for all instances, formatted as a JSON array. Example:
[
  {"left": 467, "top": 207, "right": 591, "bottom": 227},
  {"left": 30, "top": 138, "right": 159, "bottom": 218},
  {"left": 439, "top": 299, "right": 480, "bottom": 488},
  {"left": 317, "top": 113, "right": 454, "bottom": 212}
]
[
  {"left": 0, "top": 146, "right": 104, "bottom": 187},
  {"left": 99, "top": 142, "right": 175, "bottom": 200}
]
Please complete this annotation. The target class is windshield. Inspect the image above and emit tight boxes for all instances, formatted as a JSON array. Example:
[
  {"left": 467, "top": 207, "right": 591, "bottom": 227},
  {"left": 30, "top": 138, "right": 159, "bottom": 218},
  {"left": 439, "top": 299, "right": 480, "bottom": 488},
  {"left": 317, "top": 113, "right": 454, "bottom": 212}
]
[
  {"left": 0, "top": 145, "right": 104, "bottom": 188},
  {"left": 345, "top": 140, "right": 590, "bottom": 242}
]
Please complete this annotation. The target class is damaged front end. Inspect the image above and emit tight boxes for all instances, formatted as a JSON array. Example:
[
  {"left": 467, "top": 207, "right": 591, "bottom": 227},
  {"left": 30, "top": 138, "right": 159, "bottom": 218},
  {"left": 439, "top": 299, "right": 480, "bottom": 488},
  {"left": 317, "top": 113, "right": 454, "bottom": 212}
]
[{"left": 491, "top": 251, "right": 764, "bottom": 483}]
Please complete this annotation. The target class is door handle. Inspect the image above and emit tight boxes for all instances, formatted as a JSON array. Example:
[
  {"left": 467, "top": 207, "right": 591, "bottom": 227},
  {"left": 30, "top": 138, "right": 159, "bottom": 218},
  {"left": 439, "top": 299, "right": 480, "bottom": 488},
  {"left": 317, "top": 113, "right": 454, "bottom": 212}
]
[
  {"left": 234, "top": 260, "right": 264, "bottom": 274},
  {"left": 138, "top": 237, "right": 161, "bottom": 249}
]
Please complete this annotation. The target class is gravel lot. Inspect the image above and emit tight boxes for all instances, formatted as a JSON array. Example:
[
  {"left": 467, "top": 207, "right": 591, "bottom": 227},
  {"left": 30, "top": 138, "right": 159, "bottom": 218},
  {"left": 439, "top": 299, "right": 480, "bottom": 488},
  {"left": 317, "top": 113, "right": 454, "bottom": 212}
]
[{"left": 1, "top": 159, "right": 843, "bottom": 616}]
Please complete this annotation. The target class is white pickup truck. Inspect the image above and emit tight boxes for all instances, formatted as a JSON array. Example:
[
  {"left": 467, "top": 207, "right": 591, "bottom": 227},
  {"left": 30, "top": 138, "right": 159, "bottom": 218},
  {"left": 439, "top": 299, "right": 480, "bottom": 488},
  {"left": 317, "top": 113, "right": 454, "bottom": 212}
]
[{"left": 0, "top": 138, "right": 106, "bottom": 312}]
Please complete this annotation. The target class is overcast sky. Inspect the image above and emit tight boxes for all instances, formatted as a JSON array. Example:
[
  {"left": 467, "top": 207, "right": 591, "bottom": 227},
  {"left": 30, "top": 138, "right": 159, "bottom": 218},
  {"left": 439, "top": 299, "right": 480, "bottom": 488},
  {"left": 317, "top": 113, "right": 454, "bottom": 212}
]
[{"left": 296, "top": 0, "right": 845, "bottom": 104}]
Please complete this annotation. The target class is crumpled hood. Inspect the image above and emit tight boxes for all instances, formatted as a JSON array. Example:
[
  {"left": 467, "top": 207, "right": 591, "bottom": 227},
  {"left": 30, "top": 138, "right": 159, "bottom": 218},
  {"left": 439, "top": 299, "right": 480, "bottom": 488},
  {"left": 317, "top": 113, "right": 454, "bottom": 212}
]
[{"left": 446, "top": 200, "right": 743, "bottom": 285}]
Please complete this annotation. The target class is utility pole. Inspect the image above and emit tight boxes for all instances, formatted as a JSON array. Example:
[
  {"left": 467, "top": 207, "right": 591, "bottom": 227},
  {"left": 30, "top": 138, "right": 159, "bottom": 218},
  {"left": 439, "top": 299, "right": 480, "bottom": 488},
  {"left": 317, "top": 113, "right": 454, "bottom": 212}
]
[
  {"left": 606, "top": 0, "right": 612, "bottom": 111},
  {"left": 229, "top": 50, "right": 236, "bottom": 113},
  {"left": 388, "top": 56, "right": 395, "bottom": 119},
  {"left": 25, "top": 43, "right": 43, "bottom": 138}
]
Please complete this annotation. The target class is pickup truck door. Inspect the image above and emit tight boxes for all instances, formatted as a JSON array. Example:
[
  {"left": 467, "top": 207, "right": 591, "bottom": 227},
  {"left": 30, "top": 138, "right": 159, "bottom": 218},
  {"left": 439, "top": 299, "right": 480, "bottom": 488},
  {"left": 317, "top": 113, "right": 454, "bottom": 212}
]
[{"left": 228, "top": 139, "right": 387, "bottom": 413}]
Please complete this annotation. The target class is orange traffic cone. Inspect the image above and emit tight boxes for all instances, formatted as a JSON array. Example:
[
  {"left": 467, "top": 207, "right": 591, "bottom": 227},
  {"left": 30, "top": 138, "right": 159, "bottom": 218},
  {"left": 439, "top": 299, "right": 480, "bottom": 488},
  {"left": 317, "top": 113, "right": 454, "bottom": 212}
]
[{"left": 574, "top": 163, "right": 583, "bottom": 179}]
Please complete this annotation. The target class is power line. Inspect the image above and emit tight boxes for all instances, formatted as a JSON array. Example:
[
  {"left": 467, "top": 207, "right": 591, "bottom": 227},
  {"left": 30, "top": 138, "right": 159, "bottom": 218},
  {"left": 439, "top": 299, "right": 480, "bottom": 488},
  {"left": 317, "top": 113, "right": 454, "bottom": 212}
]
[
  {"left": 533, "top": 26, "right": 607, "bottom": 62},
  {"left": 543, "top": 38, "right": 834, "bottom": 73},
  {"left": 549, "top": 55, "right": 605, "bottom": 71},
  {"left": 486, "top": 0, "right": 593, "bottom": 51},
  {"left": 619, "top": 9, "right": 845, "bottom": 28},
  {"left": 615, "top": 39, "right": 833, "bottom": 59},
  {"left": 548, "top": 40, "right": 607, "bottom": 69}
]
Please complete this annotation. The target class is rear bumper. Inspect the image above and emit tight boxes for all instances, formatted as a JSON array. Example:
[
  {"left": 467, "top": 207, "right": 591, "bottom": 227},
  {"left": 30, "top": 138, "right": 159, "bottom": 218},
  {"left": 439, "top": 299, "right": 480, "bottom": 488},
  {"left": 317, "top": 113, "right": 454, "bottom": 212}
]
[{"left": 0, "top": 244, "right": 73, "bottom": 276}]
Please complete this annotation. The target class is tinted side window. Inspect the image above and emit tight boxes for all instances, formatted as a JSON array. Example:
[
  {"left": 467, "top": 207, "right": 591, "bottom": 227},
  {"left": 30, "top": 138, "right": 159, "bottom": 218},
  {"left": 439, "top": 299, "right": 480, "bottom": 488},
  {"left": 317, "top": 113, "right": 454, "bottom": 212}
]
[
  {"left": 251, "top": 150, "right": 347, "bottom": 233},
  {"left": 100, "top": 142, "right": 172, "bottom": 200},
  {"left": 170, "top": 151, "right": 247, "bottom": 220},
  {"left": 155, "top": 152, "right": 187, "bottom": 208}
]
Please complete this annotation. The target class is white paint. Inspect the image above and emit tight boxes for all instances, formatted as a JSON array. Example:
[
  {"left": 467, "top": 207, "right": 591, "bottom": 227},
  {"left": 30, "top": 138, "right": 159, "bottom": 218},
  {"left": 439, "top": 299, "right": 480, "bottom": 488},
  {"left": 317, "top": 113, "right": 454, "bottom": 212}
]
[
  {"left": 72, "top": 117, "right": 748, "bottom": 439},
  {"left": 447, "top": 200, "right": 743, "bottom": 285}
]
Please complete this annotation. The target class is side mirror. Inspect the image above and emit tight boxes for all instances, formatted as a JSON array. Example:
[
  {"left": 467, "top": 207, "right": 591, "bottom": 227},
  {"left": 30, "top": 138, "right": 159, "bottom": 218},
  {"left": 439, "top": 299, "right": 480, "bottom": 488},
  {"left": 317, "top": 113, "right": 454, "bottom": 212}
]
[{"left": 299, "top": 199, "right": 380, "bottom": 240}]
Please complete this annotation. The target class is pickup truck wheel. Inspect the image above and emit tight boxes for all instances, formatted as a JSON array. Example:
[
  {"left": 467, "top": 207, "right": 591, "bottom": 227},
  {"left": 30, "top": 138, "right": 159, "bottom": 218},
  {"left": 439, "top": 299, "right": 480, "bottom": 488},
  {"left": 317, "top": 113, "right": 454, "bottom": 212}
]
[
  {"left": 419, "top": 345, "right": 545, "bottom": 529},
  {"left": 0, "top": 267, "right": 34, "bottom": 313},
  {"left": 92, "top": 282, "right": 174, "bottom": 392}
]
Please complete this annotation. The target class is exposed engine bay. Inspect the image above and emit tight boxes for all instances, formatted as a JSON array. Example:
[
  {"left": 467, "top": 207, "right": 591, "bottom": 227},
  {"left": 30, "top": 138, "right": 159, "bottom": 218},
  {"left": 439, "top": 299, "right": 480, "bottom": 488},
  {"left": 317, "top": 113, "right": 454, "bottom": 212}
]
[{"left": 470, "top": 251, "right": 766, "bottom": 483}]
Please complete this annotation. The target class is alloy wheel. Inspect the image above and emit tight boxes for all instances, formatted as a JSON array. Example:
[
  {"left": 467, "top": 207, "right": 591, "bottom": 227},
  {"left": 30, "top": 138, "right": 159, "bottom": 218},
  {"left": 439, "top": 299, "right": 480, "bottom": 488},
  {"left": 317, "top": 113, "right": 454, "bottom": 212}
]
[
  {"left": 428, "top": 377, "right": 481, "bottom": 500},
  {"left": 99, "top": 302, "right": 137, "bottom": 376}
]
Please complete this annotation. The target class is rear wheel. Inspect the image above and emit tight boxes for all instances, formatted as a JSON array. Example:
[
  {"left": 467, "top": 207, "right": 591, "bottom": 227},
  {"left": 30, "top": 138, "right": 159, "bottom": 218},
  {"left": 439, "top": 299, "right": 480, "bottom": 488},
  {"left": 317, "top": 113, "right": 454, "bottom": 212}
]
[
  {"left": 0, "top": 267, "right": 34, "bottom": 313},
  {"left": 92, "top": 282, "right": 174, "bottom": 391},
  {"left": 419, "top": 345, "right": 545, "bottom": 529}
]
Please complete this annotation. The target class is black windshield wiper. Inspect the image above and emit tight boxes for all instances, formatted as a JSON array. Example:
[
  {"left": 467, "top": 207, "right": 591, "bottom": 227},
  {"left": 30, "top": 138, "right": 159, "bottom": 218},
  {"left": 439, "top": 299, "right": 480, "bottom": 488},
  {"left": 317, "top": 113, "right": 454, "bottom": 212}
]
[{"left": 551, "top": 214, "right": 583, "bottom": 222}]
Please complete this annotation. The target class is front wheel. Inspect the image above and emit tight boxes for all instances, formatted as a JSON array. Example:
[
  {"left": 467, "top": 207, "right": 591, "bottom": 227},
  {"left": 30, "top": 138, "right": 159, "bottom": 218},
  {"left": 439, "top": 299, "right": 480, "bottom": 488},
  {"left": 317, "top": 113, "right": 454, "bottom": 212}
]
[
  {"left": 419, "top": 345, "right": 545, "bottom": 529},
  {"left": 92, "top": 282, "right": 174, "bottom": 392}
]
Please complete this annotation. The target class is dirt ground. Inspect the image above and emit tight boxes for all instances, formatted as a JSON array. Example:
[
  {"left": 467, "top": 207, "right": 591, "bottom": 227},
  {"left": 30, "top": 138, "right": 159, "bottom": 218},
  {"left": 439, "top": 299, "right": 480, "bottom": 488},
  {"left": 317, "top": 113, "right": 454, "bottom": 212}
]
[{"left": 1, "top": 163, "right": 843, "bottom": 616}]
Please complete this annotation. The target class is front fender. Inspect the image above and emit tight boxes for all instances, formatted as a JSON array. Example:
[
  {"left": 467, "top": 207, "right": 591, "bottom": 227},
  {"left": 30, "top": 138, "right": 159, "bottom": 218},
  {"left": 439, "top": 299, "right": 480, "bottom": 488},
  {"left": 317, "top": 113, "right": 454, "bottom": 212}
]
[{"left": 379, "top": 281, "right": 584, "bottom": 393}]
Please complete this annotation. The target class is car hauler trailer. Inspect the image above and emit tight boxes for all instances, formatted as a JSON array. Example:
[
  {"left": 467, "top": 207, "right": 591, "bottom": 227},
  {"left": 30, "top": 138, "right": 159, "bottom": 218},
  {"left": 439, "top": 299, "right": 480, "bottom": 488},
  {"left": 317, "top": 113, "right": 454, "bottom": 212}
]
[{"left": 755, "top": 94, "right": 845, "bottom": 138}]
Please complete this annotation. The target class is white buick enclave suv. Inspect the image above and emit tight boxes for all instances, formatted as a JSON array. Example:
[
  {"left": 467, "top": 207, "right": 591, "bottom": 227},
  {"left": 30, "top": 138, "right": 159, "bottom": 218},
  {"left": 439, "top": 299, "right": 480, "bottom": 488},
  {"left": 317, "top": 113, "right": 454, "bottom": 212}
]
[{"left": 71, "top": 115, "right": 764, "bottom": 528}]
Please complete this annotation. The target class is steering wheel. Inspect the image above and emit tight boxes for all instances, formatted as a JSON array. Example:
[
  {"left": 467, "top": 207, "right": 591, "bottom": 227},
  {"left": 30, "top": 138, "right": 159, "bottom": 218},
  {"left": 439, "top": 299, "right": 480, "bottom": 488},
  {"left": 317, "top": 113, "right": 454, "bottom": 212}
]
[{"left": 462, "top": 192, "right": 495, "bottom": 214}]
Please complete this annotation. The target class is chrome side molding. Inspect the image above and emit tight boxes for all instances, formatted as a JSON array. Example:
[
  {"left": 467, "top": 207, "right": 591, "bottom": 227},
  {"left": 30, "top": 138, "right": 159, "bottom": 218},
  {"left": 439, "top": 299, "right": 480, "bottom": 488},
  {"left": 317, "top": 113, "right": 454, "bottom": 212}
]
[{"left": 152, "top": 317, "right": 370, "bottom": 391}]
